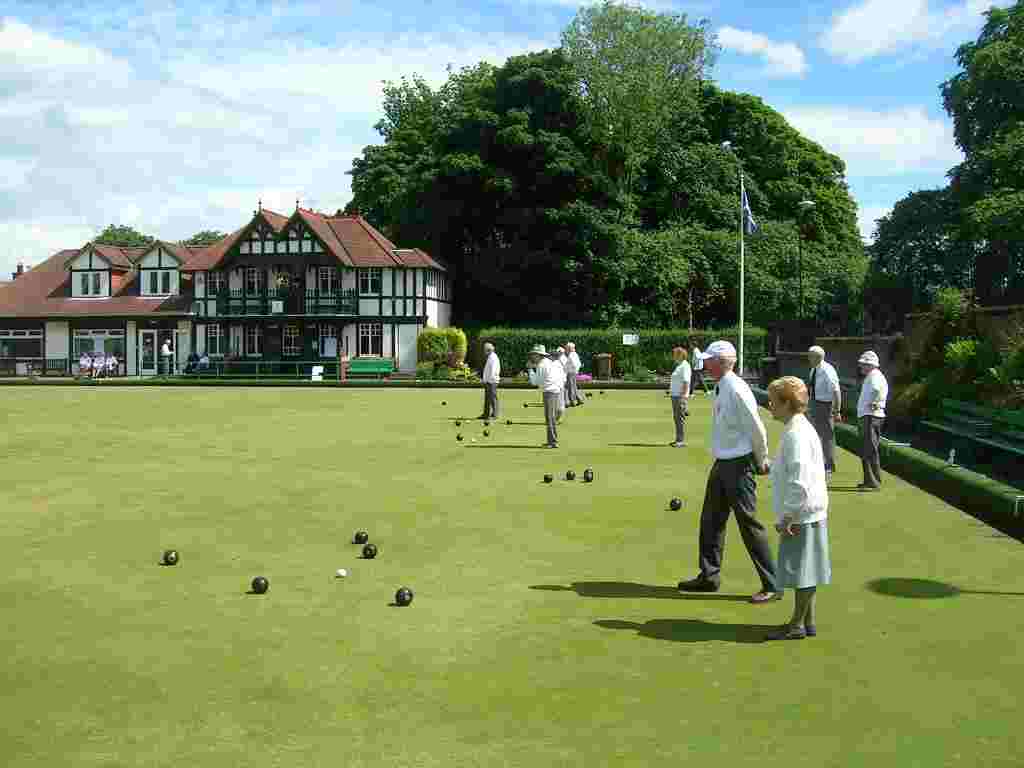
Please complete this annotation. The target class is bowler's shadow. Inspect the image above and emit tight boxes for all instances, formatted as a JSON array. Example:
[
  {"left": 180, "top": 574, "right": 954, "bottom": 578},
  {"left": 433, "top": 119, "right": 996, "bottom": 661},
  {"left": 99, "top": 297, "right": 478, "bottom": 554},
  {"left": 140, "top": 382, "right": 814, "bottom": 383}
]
[
  {"left": 466, "top": 444, "right": 548, "bottom": 449},
  {"left": 607, "top": 443, "right": 670, "bottom": 448},
  {"left": 530, "top": 582, "right": 751, "bottom": 602},
  {"left": 866, "top": 577, "right": 1024, "bottom": 599},
  {"left": 595, "top": 618, "right": 773, "bottom": 644}
]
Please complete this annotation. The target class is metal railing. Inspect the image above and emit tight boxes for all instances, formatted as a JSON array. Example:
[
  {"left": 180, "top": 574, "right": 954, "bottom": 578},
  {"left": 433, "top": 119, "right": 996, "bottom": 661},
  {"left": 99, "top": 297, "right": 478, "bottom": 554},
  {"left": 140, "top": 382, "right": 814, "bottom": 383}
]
[
  {"left": 209, "top": 289, "right": 358, "bottom": 316},
  {"left": 0, "top": 357, "right": 70, "bottom": 376}
]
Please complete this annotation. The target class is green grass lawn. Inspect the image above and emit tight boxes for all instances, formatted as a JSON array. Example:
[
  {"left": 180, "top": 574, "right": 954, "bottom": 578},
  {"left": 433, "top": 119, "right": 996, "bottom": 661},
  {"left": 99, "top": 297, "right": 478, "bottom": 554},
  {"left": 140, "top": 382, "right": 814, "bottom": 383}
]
[{"left": 2, "top": 386, "right": 1023, "bottom": 767}]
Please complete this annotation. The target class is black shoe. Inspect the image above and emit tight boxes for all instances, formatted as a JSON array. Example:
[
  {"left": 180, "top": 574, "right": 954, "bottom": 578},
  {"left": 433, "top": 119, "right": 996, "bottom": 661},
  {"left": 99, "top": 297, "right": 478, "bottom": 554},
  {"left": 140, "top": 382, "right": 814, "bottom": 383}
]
[
  {"left": 765, "top": 625, "right": 806, "bottom": 641},
  {"left": 678, "top": 576, "right": 719, "bottom": 593},
  {"left": 805, "top": 624, "right": 817, "bottom": 637}
]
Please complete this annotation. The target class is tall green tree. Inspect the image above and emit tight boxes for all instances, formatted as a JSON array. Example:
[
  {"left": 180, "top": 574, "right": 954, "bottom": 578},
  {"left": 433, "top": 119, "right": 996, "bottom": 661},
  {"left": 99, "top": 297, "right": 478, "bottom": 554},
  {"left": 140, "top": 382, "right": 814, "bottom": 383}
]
[
  {"left": 183, "top": 230, "right": 228, "bottom": 246},
  {"left": 941, "top": 0, "right": 1024, "bottom": 304},
  {"left": 560, "top": 0, "right": 716, "bottom": 218},
  {"left": 93, "top": 225, "right": 154, "bottom": 247}
]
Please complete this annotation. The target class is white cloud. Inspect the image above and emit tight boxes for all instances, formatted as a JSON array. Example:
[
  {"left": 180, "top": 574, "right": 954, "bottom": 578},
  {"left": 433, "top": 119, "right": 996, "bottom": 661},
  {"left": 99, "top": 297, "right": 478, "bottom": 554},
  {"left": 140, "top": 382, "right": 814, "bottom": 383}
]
[
  {"left": 857, "top": 204, "right": 892, "bottom": 242},
  {"left": 820, "top": 0, "right": 1013, "bottom": 63},
  {"left": 781, "top": 105, "right": 962, "bottom": 176},
  {"left": 0, "top": 14, "right": 557, "bottom": 276},
  {"left": 717, "top": 26, "right": 807, "bottom": 77}
]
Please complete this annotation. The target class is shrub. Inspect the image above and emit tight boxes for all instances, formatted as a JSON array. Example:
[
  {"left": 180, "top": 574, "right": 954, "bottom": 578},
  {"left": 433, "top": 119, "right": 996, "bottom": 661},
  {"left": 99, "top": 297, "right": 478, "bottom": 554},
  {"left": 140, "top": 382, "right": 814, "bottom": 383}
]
[
  {"left": 417, "top": 329, "right": 449, "bottom": 365},
  {"left": 444, "top": 327, "right": 468, "bottom": 365},
  {"left": 415, "top": 362, "right": 435, "bottom": 380},
  {"left": 447, "top": 362, "right": 480, "bottom": 384},
  {"left": 944, "top": 338, "right": 979, "bottom": 379}
]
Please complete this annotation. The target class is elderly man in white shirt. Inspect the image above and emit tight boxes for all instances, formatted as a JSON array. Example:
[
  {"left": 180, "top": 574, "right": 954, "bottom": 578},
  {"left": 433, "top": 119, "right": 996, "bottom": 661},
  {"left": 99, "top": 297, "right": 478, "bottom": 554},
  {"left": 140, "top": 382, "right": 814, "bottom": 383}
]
[
  {"left": 160, "top": 339, "right": 172, "bottom": 375},
  {"left": 527, "top": 345, "right": 563, "bottom": 448},
  {"left": 807, "top": 345, "right": 842, "bottom": 478},
  {"left": 765, "top": 375, "right": 831, "bottom": 641},
  {"left": 479, "top": 342, "right": 501, "bottom": 419},
  {"left": 668, "top": 345, "right": 691, "bottom": 447},
  {"left": 856, "top": 350, "right": 889, "bottom": 491},
  {"left": 678, "top": 340, "right": 779, "bottom": 603},
  {"left": 564, "top": 342, "right": 584, "bottom": 407}
]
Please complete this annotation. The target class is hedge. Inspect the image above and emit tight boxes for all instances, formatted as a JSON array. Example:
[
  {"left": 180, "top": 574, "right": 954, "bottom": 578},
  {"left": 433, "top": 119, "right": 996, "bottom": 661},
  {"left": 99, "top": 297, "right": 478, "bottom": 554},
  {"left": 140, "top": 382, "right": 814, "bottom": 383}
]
[
  {"left": 416, "top": 327, "right": 468, "bottom": 366},
  {"left": 752, "top": 386, "right": 1024, "bottom": 540},
  {"left": 468, "top": 327, "right": 768, "bottom": 376}
]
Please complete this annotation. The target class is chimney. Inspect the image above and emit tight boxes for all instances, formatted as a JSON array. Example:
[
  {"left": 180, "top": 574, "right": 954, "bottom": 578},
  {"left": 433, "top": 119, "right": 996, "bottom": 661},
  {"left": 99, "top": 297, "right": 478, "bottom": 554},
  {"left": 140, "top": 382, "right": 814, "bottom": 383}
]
[{"left": 12, "top": 263, "right": 24, "bottom": 280}]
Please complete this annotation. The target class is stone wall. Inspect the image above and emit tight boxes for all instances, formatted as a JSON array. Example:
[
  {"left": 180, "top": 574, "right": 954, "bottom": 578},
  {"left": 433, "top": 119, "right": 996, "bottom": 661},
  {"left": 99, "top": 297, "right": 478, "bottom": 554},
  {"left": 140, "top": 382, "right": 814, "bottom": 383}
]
[
  {"left": 763, "top": 335, "right": 906, "bottom": 387},
  {"left": 905, "top": 303, "right": 1024, "bottom": 359}
]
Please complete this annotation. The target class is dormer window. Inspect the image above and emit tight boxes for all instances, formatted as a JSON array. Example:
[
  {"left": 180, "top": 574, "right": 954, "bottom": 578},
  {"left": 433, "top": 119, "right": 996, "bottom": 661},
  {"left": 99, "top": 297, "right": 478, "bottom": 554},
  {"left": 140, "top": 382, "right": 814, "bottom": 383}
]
[{"left": 138, "top": 245, "right": 181, "bottom": 297}]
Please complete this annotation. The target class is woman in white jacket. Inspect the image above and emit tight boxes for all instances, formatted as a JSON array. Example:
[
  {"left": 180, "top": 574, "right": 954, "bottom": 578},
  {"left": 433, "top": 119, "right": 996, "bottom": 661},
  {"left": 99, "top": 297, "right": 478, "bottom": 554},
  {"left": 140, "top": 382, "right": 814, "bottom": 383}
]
[{"left": 765, "top": 375, "right": 831, "bottom": 641}]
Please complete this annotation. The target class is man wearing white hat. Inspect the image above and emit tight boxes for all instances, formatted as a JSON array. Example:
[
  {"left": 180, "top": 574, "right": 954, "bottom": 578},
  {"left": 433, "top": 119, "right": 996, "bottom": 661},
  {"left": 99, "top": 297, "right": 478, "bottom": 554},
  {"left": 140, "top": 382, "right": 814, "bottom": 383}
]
[
  {"left": 527, "top": 345, "right": 562, "bottom": 448},
  {"left": 856, "top": 350, "right": 888, "bottom": 490},
  {"left": 807, "top": 345, "right": 841, "bottom": 479},
  {"left": 678, "top": 340, "right": 779, "bottom": 603}
]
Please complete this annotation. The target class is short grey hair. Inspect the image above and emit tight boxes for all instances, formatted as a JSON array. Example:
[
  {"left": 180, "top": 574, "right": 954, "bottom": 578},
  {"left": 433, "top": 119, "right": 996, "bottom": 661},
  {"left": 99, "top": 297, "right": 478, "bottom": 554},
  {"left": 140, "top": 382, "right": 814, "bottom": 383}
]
[{"left": 483, "top": 342, "right": 494, "bottom": 352}]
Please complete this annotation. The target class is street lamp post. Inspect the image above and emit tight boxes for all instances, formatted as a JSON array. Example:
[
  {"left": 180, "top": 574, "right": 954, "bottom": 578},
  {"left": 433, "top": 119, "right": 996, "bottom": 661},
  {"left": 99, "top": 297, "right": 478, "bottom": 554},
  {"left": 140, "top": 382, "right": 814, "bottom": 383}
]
[
  {"left": 797, "top": 200, "right": 815, "bottom": 319},
  {"left": 721, "top": 140, "right": 746, "bottom": 375}
]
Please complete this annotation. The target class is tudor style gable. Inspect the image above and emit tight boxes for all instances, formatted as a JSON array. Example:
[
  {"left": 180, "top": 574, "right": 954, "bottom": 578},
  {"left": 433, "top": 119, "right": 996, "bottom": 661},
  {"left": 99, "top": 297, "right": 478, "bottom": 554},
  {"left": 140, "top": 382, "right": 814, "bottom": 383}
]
[
  {"left": 66, "top": 247, "right": 117, "bottom": 298},
  {"left": 136, "top": 243, "right": 185, "bottom": 297}
]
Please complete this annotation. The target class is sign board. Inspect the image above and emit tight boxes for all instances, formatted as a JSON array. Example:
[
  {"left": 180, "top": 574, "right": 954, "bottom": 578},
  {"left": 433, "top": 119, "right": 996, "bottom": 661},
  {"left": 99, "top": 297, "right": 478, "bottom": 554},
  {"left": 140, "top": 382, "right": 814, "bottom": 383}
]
[
  {"left": 311, "top": 365, "right": 324, "bottom": 382},
  {"left": 271, "top": 300, "right": 284, "bottom": 314},
  {"left": 622, "top": 333, "right": 639, "bottom": 346}
]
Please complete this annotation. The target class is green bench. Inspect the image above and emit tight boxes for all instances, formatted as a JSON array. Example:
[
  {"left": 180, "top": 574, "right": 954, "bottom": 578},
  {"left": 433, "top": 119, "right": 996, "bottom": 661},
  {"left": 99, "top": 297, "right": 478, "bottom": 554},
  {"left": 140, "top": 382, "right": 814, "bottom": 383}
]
[
  {"left": 346, "top": 358, "right": 395, "bottom": 379},
  {"left": 973, "top": 411, "right": 1024, "bottom": 459},
  {"left": 921, "top": 399, "right": 999, "bottom": 439}
]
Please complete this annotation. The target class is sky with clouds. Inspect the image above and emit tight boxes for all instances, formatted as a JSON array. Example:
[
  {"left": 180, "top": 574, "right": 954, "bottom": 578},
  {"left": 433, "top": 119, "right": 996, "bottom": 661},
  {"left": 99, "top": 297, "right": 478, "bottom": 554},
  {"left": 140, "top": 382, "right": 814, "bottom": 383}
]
[{"left": 0, "top": 0, "right": 1012, "bottom": 277}]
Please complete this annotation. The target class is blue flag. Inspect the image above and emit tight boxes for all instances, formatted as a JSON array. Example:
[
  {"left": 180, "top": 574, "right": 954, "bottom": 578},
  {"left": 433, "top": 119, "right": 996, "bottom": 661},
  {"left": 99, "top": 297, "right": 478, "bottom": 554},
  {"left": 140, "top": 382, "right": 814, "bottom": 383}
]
[{"left": 742, "top": 187, "right": 759, "bottom": 235}]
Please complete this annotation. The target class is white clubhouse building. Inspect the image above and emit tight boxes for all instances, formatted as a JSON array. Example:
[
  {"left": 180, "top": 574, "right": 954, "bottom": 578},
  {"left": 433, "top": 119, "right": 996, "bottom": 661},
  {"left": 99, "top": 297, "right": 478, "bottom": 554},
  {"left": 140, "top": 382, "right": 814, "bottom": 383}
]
[{"left": 0, "top": 206, "right": 451, "bottom": 376}]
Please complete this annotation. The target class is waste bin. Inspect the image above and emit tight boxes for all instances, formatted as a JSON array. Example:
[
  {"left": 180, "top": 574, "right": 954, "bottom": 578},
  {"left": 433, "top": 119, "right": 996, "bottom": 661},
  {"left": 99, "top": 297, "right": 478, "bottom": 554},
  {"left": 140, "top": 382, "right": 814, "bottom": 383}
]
[{"left": 594, "top": 353, "right": 613, "bottom": 381}]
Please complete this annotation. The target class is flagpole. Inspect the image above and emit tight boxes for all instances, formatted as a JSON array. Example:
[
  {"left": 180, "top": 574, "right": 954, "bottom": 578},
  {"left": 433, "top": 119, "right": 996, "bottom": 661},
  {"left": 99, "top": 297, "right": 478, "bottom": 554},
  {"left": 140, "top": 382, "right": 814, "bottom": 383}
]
[{"left": 739, "top": 172, "right": 745, "bottom": 378}]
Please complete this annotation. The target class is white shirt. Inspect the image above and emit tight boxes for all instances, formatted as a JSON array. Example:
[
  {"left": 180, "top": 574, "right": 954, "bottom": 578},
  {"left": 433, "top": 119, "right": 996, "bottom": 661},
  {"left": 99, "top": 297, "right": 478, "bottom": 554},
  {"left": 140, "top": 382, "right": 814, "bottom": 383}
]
[
  {"left": 80, "top": 355, "right": 91, "bottom": 370},
  {"left": 809, "top": 360, "right": 841, "bottom": 405},
  {"left": 712, "top": 370, "right": 768, "bottom": 463},
  {"left": 482, "top": 352, "right": 501, "bottom": 384},
  {"left": 670, "top": 360, "right": 691, "bottom": 397},
  {"left": 692, "top": 346, "right": 703, "bottom": 370},
  {"left": 857, "top": 368, "right": 888, "bottom": 418},
  {"left": 161, "top": 342, "right": 171, "bottom": 357},
  {"left": 528, "top": 358, "right": 563, "bottom": 393},
  {"left": 106, "top": 356, "right": 117, "bottom": 371},
  {"left": 566, "top": 351, "right": 581, "bottom": 375},
  {"left": 770, "top": 413, "right": 829, "bottom": 525}
]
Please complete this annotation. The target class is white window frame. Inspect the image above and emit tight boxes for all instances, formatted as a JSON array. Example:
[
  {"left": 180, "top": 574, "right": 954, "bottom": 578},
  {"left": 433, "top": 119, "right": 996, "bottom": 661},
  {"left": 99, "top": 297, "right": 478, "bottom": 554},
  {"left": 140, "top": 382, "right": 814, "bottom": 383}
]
[
  {"left": 359, "top": 268, "right": 382, "bottom": 295},
  {"left": 318, "top": 267, "right": 338, "bottom": 296},
  {"left": 283, "top": 324, "right": 301, "bottom": 356},
  {"left": 358, "top": 322, "right": 383, "bottom": 356},
  {"left": 206, "top": 324, "right": 224, "bottom": 356},
  {"left": 246, "top": 268, "right": 265, "bottom": 296},
  {"left": 244, "top": 325, "right": 263, "bottom": 356},
  {"left": 318, "top": 324, "right": 337, "bottom": 356},
  {"left": 207, "top": 271, "right": 225, "bottom": 295}
]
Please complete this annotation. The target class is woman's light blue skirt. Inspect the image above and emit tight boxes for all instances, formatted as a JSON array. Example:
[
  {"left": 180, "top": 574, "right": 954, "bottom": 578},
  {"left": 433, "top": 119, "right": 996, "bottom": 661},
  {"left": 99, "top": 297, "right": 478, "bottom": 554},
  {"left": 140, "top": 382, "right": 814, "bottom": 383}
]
[{"left": 777, "top": 520, "right": 831, "bottom": 589}]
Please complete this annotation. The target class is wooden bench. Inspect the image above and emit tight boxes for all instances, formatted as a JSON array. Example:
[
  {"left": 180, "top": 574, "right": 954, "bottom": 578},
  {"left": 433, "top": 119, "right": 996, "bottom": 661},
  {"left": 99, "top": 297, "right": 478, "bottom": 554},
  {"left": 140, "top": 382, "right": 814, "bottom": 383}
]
[
  {"left": 921, "top": 399, "right": 999, "bottom": 439},
  {"left": 346, "top": 358, "right": 395, "bottom": 379},
  {"left": 973, "top": 411, "right": 1024, "bottom": 459}
]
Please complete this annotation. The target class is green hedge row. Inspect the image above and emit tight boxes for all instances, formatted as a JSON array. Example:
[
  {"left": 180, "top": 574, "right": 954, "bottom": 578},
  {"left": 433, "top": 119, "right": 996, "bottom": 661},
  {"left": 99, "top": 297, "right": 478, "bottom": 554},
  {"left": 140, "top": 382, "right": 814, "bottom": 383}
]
[
  {"left": 751, "top": 386, "right": 1023, "bottom": 539},
  {"left": 467, "top": 327, "right": 767, "bottom": 376}
]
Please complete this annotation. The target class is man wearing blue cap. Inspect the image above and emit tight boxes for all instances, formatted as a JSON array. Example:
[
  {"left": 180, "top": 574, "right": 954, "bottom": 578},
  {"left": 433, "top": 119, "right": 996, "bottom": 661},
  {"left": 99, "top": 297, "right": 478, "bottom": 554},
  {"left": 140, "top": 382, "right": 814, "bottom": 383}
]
[{"left": 678, "top": 340, "right": 779, "bottom": 603}]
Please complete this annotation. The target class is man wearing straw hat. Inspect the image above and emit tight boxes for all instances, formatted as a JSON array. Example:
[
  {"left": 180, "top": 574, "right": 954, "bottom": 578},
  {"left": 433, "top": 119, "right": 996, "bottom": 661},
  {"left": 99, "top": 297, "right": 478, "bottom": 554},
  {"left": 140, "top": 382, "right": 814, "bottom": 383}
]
[
  {"left": 678, "top": 340, "right": 779, "bottom": 603},
  {"left": 527, "top": 345, "right": 563, "bottom": 448},
  {"left": 856, "top": 350, "right": 888, "bottom": 491},
  {"left": 807, "top": 345, "right": 841, "bottom": 480}
]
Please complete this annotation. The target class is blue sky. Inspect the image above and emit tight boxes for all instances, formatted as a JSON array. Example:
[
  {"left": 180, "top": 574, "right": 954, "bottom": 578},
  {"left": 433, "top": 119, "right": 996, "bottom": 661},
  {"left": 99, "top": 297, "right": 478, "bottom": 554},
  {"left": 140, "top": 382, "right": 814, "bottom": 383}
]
[{"left": 0, "top": 0, "right": 1010, "bottom": 276}]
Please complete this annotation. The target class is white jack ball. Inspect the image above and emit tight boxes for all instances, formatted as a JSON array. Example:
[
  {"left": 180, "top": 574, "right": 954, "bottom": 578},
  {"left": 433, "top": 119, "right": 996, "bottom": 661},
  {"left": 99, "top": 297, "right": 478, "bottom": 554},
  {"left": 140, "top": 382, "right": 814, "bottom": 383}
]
[{"left": 336, "top": 568, "right": 348, "bottom": 578}]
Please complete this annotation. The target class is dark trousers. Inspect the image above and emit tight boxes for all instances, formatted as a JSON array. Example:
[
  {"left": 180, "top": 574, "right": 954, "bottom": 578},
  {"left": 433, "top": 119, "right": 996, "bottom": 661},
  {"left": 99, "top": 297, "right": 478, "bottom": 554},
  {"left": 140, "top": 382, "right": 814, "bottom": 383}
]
[
  {"left": 693, "top": 367, "right": 711, "bottom": 393},
  {"left": 671, "top": 396, "right": 687, "bottom": 443},
  {"left": 860, "top": 416, "right": 884, "bottom": 487},
  {"left": 698, "top": 455, "right": 777, "bottom": 592},
  {"left": 543, "top": 391, "right": 560, "bottom": 446},
  {"left": 809, "top": 400, "right": 836, "bottom": 472},
  {"left": 482, "top": 383, "right": 499, "bottom": 418}
]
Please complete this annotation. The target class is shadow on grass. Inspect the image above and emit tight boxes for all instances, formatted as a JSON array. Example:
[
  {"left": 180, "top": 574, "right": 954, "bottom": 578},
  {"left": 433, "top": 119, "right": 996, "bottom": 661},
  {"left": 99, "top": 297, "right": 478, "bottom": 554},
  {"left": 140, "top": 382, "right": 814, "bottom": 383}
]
[
  {"left": 465, "top": 444, "right": 549, "bottom": 449},
  {"left": 607, "top": 443, "right": 671, "bottom": 448},
  {"left": 594, "top": 618, "right": 773, "bottom": 644},
  {"left": 866, "top": 577, "right": 1024, "bottom": 599},
  {"left": 530, "top": 582, "right": 751, "bottom": 602},
  {"left": 828, "top": 486, "right": 872, "bottom": 493}
]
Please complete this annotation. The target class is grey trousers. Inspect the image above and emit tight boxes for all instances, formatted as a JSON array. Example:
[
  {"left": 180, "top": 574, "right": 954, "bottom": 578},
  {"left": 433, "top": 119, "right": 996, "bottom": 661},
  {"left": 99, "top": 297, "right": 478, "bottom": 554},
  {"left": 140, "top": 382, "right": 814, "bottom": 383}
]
[
  {"left": 566, "top": 373, "right": 582, "bottom": 405},
  {"left": 482, "top": 383, "right": 499, "bottom": 418},
  {"left": 860, "top": 416, "right": 884, "bottom": 488},
  {"left": 809, "top": 400, "right": 836, "bottom": 472},
  {"left": 543, "top": 391, "right": 560, "bottom": 446},
  {"left": 671, "top": 396, "right": 687, "bottom": 443},
  {"left": 697, "top": 455, "right": 777, "bottom": 592}
]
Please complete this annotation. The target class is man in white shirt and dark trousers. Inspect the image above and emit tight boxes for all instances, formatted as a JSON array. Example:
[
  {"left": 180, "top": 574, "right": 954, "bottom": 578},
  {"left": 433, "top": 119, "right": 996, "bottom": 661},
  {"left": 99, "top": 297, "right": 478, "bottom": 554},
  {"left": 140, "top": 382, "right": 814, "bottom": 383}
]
[
  {"left": 669, "top": 346, "right": 691, "bottom": 447},
  {"left": 807, "top": 345, "right": 841, "bottom": 478},
  {"left": 564, "top": 342, "right": 584, "bottom": 407},
  {"left": 690, "top": 339, "right": 711, "bottom": 394},
  {"left": 679, "top": 340, "right": 779, "bottom": 604},
  {"left": 479, "top": 342, "right": 501, "bottom": 419},
  {"left": 160, "top": 339, "right": 172, "bottom": 375},
  {"left": 527, "top": 345, "right": 562, "bottom": 448},
  {"left": 856, "top": 350, "right": 888, "bottom": 491}
]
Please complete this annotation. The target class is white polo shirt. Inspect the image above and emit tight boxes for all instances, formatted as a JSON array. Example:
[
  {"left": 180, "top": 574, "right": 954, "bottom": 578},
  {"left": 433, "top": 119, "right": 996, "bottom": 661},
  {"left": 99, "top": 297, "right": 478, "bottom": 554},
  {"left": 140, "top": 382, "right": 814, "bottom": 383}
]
[
  {"left": 670, "top": 360, "right": 691, "bottom": 397},
  {"left": 566, "top": 351, "right": 581, "bottom": 375},
  {"left": 482, "top": 352, "right": 501, "bottom": 384},
  {"left": 809, "top": 360, "right": 840, "bottom": 404},
  {"left": 770, "top": 413, "right": 828, "bottom": 525},
  {"left": 712, "top": 370, "right": 768, "bottom": 463},
  {"left": 529, "top": 358, "right": 563, "bottom": 394},
  {"left": 857, "top": 368, "right": 888, "bottom": 418}
]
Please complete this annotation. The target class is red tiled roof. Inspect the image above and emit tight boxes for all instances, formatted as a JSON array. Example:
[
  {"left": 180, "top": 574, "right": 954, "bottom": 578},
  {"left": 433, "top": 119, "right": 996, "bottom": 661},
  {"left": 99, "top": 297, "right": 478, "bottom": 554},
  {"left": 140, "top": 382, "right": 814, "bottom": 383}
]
[
  {"left": 91, "top": 244, "right": 146, "bottom": 269},
  {"left": 0, "top": 249, "right": 192, "bottom": 318},
  {"left": 179, "top": 226, "right": 248, "bottom": 271}
]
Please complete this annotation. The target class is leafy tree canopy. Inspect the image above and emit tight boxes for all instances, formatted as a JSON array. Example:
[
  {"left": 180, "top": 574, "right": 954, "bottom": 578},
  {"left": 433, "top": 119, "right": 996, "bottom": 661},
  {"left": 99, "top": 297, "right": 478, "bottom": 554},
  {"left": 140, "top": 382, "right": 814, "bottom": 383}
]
[
  {"left": 182, "top": 230, "right": 229, "bottom": 246},
  {"left": 93, "top": 225, "right": 155, "bottom": 248}
]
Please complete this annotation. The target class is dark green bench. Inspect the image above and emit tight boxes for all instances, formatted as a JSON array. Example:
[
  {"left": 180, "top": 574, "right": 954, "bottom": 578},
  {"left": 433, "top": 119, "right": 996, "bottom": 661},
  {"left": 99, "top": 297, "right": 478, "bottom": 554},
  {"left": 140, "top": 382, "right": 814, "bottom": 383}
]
[
  {"left": 921, "top": 399, "right": 999, "bottom": 438},
  {"left": 346, "top": 358, "right": 395, "bottom": 379},
  {"left": 973, "top": 411, "right": 1024, "bottom": 458}
]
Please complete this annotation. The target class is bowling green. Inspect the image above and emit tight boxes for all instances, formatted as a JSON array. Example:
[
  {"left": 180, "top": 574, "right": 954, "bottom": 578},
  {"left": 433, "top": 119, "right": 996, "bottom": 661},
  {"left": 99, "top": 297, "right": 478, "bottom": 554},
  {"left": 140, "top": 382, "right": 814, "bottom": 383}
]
[{"left": 1, "top": 386, "right": 1022, "bottom": 767}]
